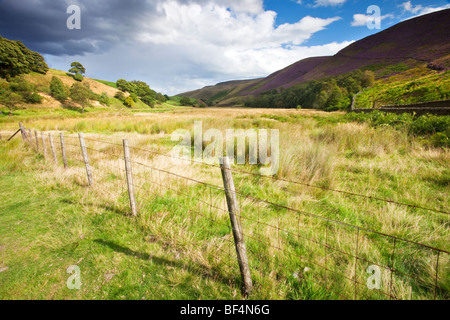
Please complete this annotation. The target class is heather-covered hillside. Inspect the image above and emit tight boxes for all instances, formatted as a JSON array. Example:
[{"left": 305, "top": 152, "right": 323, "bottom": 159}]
[{"left": 181, "top": 9, "right": 450, "bottom": 107}]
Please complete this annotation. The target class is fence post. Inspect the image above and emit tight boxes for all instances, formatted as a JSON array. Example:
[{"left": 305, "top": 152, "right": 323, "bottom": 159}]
[
  {"left": 78, "top": 133, "right": 93, "bottom": 187},
  {"left": 220, "top": 156, "right": 253, "bottom": 296},
  {"left": 123, "top": 139, "right": 138, "bottom": 216},
  {"left": 34, "top": 131, "right": 39, "bottom": 151},
  {"left": 49, "top": 133, "right": 57, "bottom": 163},
  {"left": 60, "top": 133, "right": 68, "bottom": 169},
  {"left": 41, "top": 132, "right": 47, "bottom": 159},
  {"left": 28, "top": 129, "right": 32, "bottom": 145},
  {"left": 19, "top": 122, "right": 26, "bottom": 142}
]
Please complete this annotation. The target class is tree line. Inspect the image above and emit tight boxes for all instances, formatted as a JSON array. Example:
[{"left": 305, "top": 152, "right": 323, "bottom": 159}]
[
  {"left": 0, "top": 36, "right": 48, "bottom": 79},
  {"left": 115, "top": 79, "right": 168, "bottom": 108},
  {"left": 245, "top": 70, "right": 375, "bottom": 110}
]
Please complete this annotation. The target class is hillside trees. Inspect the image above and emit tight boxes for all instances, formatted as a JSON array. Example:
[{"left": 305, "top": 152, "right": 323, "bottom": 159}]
[
  {"left": 0, "top": 78, "right": 22, "bottom": 116},
  {"left": 69, "top": 62, "right": 86, "bottom": 81},
  {"left": 180, "top": 96, "right": 193, "bottom": 106},
  {"left": 50, "top": 76, "right": 68, "bottom": 102},
  {"left": 115, "top": 78, "right": 166, "bottom": 107},
  {"left": 124, "top": 96, "right": 135, "bottom": 108},
  {"left": 0, "top": 36, "right": 49, "bottom": 78},
  {"left": 69, "top": 82, "right": 95, "bottom": 113},
  {"left": 245, "top": 70, "right": 375, "bottom": 110}
]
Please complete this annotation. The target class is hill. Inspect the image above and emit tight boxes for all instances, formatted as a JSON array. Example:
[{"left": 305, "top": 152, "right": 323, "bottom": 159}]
[
  {"left": 181, "top": 9, "right": 450, "bottom": 106},
  {"left": 18, "top": 69, "right": 121, "bottom": 109}
]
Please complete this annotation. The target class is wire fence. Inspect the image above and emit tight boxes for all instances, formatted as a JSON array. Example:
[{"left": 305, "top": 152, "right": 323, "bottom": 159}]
[{"left": 16, "top": 123, "right": 450, "bottom": 300}]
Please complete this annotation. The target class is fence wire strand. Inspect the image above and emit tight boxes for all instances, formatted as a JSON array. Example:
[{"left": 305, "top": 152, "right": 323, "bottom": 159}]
[{"left": 20, "top": 128, "right": 450, "bottom": 300}]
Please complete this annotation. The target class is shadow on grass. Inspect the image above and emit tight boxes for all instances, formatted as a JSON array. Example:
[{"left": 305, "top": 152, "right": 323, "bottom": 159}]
[
  {"left": 60, "top": 198, "right": 130, "bottom": 216},
  {"left": 61, "top": 103, "right": 83, "bottom": 113},
  {"left": 94, "top": 239, "right": 237, "bottom": 289}
]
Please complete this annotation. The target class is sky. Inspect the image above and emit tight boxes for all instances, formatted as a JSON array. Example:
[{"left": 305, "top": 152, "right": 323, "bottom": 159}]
[{"left": 0, "top": 0, "right": 449, "bottom": 95}]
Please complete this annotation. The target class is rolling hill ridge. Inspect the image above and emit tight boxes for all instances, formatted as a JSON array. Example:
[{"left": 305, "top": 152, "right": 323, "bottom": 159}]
[{"left": 181, "top": 9, "right": 450, "bottom": 106}]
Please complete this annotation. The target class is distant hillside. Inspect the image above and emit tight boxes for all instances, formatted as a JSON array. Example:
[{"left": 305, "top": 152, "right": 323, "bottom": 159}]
[
  {"left": 180, "top": 78, "right": 259, "bottom": 106},
  {"left": 181, "top": 9, "right": 450, "bottom": 106}
]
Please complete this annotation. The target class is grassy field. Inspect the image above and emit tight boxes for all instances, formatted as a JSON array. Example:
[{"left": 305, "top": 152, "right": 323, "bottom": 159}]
[{"left": 0, "top": 107, "right": 448, "bottom": 300}]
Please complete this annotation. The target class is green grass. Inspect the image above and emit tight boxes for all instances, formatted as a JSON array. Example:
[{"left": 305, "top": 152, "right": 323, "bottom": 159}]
[
  {"left": 0, "top": 107, "right": 448, "bottom": 300},
  {"left": 0, "top": 140, "right": 241, "bottom": 300},
  {"left": 92, "top": 79, "right": 118, "bottom": 88},
  {"left": 355, "top": 68, "right": 450, "bottom": 108}
]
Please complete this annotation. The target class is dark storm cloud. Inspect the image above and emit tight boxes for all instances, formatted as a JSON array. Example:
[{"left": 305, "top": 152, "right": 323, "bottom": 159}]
[{"left": 0, "top": 0, "right": 157, "bottom": 55}]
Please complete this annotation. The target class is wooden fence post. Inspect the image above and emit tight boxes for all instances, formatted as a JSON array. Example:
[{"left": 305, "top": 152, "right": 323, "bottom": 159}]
[
  {"left": 41, "top": 132, "right": 47, "bottom": 158},
  {"left": 123, "top": 139, "right": 138, "bottom": 216},
  {"left": 49, "top": 133, "right": 57, "bottom": 163},
  {"left": 220, "top": 156, "right": 253, "bottom": 296},
  {"left": 78, "top": 133, "right": 93, "bottom": 187},
  {"left": 34, "top": 131, "right": 39, "bottom": 151},
  {"left": 60, "top": 133, "right": 68, "bottom": 169},
  {"left": 28, "top": 129, "right": 32, "bottom": 145},
  {"left": 19, "top": 123, "right": 26, "bottom": 142}
]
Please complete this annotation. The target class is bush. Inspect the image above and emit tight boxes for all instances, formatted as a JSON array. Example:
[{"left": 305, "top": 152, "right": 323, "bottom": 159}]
[
  {"left": 70, "top": 82, "right": 95, "bottom": 113},
  {"left": 130, "top": 92, "right": 139, "bottom": 103},
  {"left": 74, "top": 73, "right": 84, "bottom": 82},
  {"left": 50, "top": 76, "right": 68, "bottom": 102},
  {"left": 8, "top": 76, "right": 44, "bottom": 103},
  {"left": 346, "top": 111, "right": 450, "bottom": 148},
  {"left": 27, "top": 92, "right": 42, "bottom": 104},
  {"left": 114, "top": 91, "right": 126, "bottom": 102},
  {"left": 98, "top": 92, "right": 111, "bottom": 106},
  {"left": 141, "top": 95, "right": 155, "bottom": 107},
  {"left": 180, "top": 97, "right": 192, "bottom": 106},
  {"left": 0, "top": 36, "right": 48, "bottom": 78},
  {"left": 124, "top": 96, "right": 134, "bottom": 108}
]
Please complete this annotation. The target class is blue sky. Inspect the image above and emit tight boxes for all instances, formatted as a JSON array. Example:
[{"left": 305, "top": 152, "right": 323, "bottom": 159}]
[
  {"left": 0, "top": 0, "right": 449, "bottom": 94},
  {"left": 264, "top": 0, "right": 450, "bottom": 45}
]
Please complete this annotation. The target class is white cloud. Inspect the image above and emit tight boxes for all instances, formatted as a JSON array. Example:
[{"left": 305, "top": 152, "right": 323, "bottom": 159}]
[
  {"left": 351, "top": 13, "right": 394, "bottom": 27},
  {"left": 314, "top": 0, "right": 346, "bottom": 7},
  {"left": 46, "top": 37, "right": 353, "bottom": 95},
  {"left": 138, "top": 1, "right": 341, "bottom": 48},
  {"left": 45, "top": 0, "right": 347, "bottom": 94},
  {"left": 400, "top": 1, "right": 422, "bottom": 14},
  {"left": 399, "top": 1, "right": 450, "bottom": 18}
]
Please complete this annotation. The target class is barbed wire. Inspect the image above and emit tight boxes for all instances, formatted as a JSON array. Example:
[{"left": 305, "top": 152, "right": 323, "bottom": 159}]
[{"left": 20, "top": 127, "right": 450, "bottom": 300}]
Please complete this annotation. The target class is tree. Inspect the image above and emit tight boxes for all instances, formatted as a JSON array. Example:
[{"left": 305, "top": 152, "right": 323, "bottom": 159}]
[
  {"left": 124, "top": 96, "right": 135, "bottom": 108},
  {"left": 70, "top": 82, "right": 93, "bottom": 113},
  {"left": 114, "top": 91, "right": 126, "bottom": 102},
  {"left": 180, "top": 96, "right": 191, "bottom": 106},
  {"left": 0, "top": 36, "right": 48, "bottom": 78},
  {"left": 69, "top": 62, "right": 86, "bottom": 81},
  {"left": 140, "top": 95, "right": 155, "bottom": 107},
  {"left": 98, "top": 92, "right": 111, "bottom": 106},
  {"left": 50, "top": 76, "right": 68, "bottom": 102},
  {"left": 0, "top": 80, "right": 23, "bottom": 115},
  {"left": 129, "top": 92, "right": 139, "bottom": 102},
  {"left": 361, "top": 70, "right": 375, "bottom": 88},
  {"left": 9, "top": 76, "right": 42, "bottom": 104},
  {"left": 116, "top": 79, "right": 132, "bottom": 92}
]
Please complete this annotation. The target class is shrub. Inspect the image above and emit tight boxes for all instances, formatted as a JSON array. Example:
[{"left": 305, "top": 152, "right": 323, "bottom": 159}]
[
  {"left": 70, "top": 82, "right": 95, "bottom": 113},
  {"left": 130, "top": 92, "right": 139, "bottom": 103},
  {"left": 114, "top": 91, "right": 126, "bottom": 102},
  {"left": 345, "top": 111, "right": 450, "bottom": 148},
  {"left": 180, "top": 97, "right": 192, "bottom": 106},
  {"left": 124, "top": 96, "right": 134, "bottom": 108},
  {"left": 74, "top": 73, "right": 84, "bottom": 82},
  {"left": 0, "top": 36, "right": 49, "bottom": 78},
  {"left": 27, "top": 92, "right": 42, "bottom": 104},
  {"left": 98, "top": 92, "right": 111, "bottom": 106},
  {"left": 140, "top": 95, "right": 155, "bottom": 107},
  {"left": 50, "top": 76, "right": 68, "bottom": 102}
]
